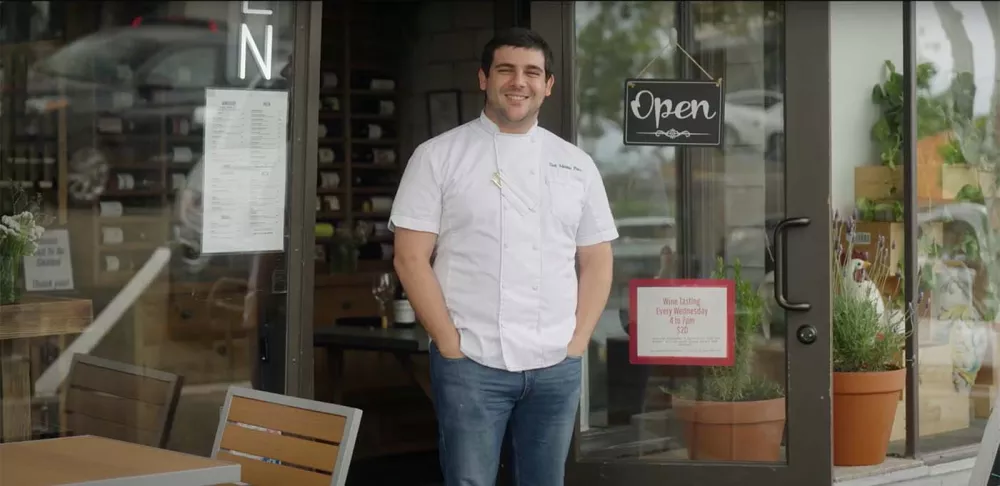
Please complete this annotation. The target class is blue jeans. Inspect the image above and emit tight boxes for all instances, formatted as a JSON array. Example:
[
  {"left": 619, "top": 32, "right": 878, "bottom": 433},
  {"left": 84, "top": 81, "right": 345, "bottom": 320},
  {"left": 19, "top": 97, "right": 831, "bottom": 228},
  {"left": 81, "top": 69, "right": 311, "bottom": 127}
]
[{"left": 429, "top": 342, "right": 582, "bottom": 486}]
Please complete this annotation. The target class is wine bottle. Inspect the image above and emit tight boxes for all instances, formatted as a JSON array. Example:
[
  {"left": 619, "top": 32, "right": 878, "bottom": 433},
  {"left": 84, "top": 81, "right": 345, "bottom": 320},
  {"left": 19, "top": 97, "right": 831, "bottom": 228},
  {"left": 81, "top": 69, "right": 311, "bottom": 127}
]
[
  {"left": 352, "top": 148, "right": 396, "bottom": 165},
  {"left": 353, "top": 173, "right": 398, "bottom": 188},
  {"left": 354, "top": 99, "right": 395, "bottom": 116},
  {"left": 322, "top": 72, "right": 339, "bottom": 89},
  {"left": 322, "top": 96, "right": 340, "bottom": 112},
  {"left": 353, "top": 148, "right": 375, "bottom": 163},
  {"left": 97, "top": 116, "right": 126, "bottom": 134},
  {"left": 373, "top": 148, "right": 396, "bottom": 165},
  {"left": 352, "top": 71, "right": 396, "bottom": 91},
  {"left": 354, "top": 123, "right": 395, "bottom": 140}
]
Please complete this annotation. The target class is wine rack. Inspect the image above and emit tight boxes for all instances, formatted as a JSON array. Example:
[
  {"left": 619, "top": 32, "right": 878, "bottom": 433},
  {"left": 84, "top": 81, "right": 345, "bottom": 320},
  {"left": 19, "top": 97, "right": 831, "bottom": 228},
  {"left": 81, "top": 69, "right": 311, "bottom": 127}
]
[
  {"left": 0, "top": 40, "right": 68, "bottom": 224},
  {"left": 83, "top": 111, "right": 185, "bottom": 287},
  {"left": 316, "top": 2, "right": 409, "bottom": 276}
]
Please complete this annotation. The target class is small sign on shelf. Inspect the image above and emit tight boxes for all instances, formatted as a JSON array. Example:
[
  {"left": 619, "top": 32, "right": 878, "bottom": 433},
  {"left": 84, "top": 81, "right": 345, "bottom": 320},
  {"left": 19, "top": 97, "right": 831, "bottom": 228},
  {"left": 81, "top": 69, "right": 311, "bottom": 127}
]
[{"left": 628, "top": 278, "right": 734, "bottom": 366}]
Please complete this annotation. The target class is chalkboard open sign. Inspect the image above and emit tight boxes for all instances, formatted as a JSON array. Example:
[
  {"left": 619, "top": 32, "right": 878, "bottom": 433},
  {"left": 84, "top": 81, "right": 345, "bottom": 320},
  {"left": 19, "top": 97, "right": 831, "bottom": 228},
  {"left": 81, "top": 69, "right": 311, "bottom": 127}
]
[{"left": 623, "top": 78, "right": 725, "bottom": 147}]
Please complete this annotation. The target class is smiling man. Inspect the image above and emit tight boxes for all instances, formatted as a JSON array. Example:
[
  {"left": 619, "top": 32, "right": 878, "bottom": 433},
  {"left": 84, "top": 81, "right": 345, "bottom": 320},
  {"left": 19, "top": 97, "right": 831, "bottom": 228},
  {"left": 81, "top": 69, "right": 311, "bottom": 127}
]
[{"left": 390, "top": 28, "right": 617, "bottom": 486}]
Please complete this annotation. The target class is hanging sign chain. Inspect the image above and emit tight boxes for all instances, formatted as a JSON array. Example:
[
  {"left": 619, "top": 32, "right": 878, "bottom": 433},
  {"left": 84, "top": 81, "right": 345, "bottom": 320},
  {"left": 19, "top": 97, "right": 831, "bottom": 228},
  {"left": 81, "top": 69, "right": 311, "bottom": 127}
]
[{"left": 633, "top": 40, "right": 722, "bottom": 87}]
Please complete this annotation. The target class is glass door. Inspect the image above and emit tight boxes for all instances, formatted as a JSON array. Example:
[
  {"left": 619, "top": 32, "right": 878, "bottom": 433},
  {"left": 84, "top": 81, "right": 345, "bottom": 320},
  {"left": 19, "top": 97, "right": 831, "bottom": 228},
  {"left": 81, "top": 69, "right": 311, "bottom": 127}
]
[{"left": 533, "top": 1, "right": 833, "bottom": 484}]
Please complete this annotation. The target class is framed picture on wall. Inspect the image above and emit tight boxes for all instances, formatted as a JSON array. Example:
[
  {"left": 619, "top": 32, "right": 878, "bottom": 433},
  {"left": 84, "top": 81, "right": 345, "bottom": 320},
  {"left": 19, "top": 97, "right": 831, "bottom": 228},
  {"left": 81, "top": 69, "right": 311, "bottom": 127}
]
[{"left": 427, "top": 89, "right": 462, "bottom": 137}]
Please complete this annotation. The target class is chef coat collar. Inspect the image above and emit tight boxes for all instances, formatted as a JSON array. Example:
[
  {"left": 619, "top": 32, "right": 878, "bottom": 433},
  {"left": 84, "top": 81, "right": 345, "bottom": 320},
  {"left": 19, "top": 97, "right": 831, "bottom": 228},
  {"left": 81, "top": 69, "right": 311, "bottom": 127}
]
[{"left": 477, "top": 111, "right": 539, "bottom": 138}]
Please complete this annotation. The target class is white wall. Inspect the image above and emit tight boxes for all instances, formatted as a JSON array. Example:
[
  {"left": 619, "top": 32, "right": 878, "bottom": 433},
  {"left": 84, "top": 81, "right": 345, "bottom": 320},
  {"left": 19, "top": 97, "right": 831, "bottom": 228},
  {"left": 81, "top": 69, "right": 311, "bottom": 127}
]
[{"left": 830, "top": 1, "right": 903, "bottom": 215}]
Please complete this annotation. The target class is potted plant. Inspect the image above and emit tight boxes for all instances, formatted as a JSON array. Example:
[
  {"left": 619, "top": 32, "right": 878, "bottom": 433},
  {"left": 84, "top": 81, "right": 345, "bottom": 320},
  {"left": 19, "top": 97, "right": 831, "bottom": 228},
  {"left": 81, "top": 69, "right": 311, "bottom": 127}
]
[
  {"left": 666, "top": 257, "right": 786, "bottom": 462},
  {"left": 0, "top": 186, "right": 47, "bottom": 305},
  {"left": 832, "top": 214, "right": 909, "bottom": 466}
]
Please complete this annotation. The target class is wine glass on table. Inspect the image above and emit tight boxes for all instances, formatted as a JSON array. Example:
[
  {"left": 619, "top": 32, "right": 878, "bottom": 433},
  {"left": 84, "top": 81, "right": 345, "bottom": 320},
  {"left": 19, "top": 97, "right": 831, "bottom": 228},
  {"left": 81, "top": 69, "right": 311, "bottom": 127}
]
[{"left": 372, "top": 272, "right": 396, "bottom": 329}]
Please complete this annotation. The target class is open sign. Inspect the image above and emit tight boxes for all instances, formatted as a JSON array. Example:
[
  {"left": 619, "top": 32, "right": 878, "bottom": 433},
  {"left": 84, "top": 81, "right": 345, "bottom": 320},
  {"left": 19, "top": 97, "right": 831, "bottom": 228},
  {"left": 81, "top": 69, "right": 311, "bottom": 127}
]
[{"left": 623, "top": 78, "right": 725, "bottom": 147}]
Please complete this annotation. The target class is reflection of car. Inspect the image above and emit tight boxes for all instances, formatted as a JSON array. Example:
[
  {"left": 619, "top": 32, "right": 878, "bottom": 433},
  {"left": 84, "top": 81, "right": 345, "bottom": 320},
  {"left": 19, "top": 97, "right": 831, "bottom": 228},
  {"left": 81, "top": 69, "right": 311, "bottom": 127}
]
[
  {"left": 610, "top": 216, "right": 675, "bottom": 309},
  {"left": 612, "top": 217, "right": 676, "bottom": 272},
  {"left": 26, "top": 17, "right": 292, "bottom": 147},
  {"left": 24, "top": 17, "right": 292, "bottom": 274},
  {"left": 724, "top": 89, "right": 784, "bottom": 155}
]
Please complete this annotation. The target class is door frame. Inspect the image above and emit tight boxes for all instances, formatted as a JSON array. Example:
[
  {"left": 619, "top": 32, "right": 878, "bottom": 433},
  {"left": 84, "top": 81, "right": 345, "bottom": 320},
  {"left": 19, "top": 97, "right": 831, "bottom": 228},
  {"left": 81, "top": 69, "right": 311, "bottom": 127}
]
[
  {"left": 533, "top": 2, "right": 833, "bottom": 484},
  {"left": 285, "top": 0, "right": 323, "bottom": 399}
]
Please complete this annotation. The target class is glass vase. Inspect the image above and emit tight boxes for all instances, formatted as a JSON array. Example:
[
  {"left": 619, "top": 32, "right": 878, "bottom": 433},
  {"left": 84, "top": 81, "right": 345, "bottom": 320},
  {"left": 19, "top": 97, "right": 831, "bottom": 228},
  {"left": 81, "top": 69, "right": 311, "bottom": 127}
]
[{"left": 0, "top": 252, "right": 20, "bottom": 305}]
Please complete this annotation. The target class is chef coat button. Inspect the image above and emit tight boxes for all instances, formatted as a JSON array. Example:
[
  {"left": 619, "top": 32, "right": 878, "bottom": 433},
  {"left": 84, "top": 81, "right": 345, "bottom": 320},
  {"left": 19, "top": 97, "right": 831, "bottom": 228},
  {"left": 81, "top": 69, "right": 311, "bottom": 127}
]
[
  {"left": 532, "top": 244, "right": 538, "bottom": 250},
  {"left": 532, "top": 285, "right": 538, "bottom": 291}
]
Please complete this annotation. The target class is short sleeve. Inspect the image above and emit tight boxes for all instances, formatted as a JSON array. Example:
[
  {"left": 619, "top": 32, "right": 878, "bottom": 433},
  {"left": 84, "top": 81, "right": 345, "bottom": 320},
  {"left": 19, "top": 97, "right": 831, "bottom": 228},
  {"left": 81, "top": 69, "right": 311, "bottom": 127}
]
[
  {"left": 389, "top": 142, "right": 442, "bottom": 234},
  {"left": 575, "top": 165, "right": 619, "bottom": 246}
]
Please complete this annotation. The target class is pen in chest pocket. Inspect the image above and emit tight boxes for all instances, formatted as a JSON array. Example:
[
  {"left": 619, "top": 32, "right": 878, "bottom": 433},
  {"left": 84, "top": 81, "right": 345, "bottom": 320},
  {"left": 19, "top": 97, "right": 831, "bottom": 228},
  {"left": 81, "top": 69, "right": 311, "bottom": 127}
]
[{"left": 492, "top": 170, "right": 536, "bottom": 214}]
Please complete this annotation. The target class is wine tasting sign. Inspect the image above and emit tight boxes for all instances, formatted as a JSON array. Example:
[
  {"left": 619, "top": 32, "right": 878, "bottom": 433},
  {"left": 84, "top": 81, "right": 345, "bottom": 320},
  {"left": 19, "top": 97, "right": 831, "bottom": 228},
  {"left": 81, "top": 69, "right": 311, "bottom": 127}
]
[{"left": 623, "top": 79, "right": 725, "bottom": 147}]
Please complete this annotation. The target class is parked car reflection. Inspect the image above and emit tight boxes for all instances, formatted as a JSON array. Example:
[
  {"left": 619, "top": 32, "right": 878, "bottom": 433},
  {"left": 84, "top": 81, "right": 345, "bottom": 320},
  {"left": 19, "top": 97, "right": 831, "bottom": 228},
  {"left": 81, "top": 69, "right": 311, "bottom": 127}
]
[
  {"left": 24, "top": 17, "right": 292, "bottom": 204},
  {"left": 724, "top": 89, "right": 784, "bottom": 160}
]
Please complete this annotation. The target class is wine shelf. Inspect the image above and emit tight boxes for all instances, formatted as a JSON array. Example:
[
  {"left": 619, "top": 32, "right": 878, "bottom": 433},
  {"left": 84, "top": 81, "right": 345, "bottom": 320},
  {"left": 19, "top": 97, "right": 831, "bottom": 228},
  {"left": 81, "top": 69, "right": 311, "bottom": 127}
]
[{"left": 314, "top": 1, "right": 405, "bottom": 276}]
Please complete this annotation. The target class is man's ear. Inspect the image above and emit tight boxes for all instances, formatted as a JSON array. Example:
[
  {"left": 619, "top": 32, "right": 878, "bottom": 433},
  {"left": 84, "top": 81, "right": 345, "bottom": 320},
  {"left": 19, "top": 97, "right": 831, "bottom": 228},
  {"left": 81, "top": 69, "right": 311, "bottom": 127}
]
[
  {"left": 544, "top": 74, "right": 555, "bottom": 97},
  {"left": 479, "top": 68, "right": 489, "bottom": 91}
]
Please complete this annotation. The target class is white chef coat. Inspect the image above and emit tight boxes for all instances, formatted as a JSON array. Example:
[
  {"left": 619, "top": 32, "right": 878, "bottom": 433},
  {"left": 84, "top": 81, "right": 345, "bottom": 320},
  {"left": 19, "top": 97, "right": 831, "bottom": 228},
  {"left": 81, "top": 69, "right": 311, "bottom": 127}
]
[{"left": 389, "top": 111, "right": 618, "bottom": 372}]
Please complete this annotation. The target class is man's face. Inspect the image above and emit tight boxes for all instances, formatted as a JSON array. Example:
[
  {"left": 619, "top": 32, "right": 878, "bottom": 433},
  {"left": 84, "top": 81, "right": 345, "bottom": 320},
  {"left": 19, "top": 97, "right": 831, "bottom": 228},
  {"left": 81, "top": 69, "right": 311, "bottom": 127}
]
[{"left": 478, "top": 46, "right": 554, "bottom": 132}]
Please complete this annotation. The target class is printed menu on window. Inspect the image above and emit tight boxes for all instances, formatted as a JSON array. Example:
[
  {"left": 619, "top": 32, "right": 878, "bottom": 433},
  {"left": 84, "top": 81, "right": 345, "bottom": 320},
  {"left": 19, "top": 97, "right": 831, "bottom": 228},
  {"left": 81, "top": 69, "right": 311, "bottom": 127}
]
[{"left": 201, "top": 88, "right": 288, "bottom": 254}]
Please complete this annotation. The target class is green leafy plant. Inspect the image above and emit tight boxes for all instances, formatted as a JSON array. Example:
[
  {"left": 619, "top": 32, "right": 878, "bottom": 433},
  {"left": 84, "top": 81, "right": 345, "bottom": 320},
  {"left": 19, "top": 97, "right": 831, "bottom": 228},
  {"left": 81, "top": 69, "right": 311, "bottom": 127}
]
[
  {"left": 871, "top": 61, "right": 948, "bottom": 169},
  {"left": 665, "top": 258, "right": 784, "bottom": 402},
  {"left": 956, "top": 184, "right": 986, "bottom": 204},
  {"left": 855, "top": 198, "right": 903, "bottom": 223},
  {"left": 833, "top": 215, "right": 910, "bottom": 373},
  {"left": 0, "top": 184, "right": 49, "bottom": 305},
  {"left": 939, "top": 137, "right": 966, "bottom": 165}
]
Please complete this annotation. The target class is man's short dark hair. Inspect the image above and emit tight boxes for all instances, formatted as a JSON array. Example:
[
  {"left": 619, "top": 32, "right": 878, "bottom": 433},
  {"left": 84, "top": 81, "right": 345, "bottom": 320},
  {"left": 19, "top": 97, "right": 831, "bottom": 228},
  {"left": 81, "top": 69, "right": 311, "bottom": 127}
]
[{"left": 480, "top": 27, "right": 554, "bottom": 78}]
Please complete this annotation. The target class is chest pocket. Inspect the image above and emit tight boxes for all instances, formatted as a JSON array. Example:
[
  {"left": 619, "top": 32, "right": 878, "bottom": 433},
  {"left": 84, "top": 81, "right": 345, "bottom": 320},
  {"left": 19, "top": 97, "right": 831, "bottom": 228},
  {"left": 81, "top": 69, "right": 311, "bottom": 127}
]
[{"left": 547, "top": 176, "right": 586, "bottom": 228}]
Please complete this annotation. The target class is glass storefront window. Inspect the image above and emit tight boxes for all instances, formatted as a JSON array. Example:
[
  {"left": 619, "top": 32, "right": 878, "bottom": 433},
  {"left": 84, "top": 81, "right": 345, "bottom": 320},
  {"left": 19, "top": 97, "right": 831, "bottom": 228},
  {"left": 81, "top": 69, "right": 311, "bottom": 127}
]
[
  {"left": 0, "top": 1, "right": 297, "bottom": 456},
  {"left": 912, "top": 0, "right": 1000, "bottom": 454},
  {"left": 574, "top": 0, "right": 787, "bottom": 463}
]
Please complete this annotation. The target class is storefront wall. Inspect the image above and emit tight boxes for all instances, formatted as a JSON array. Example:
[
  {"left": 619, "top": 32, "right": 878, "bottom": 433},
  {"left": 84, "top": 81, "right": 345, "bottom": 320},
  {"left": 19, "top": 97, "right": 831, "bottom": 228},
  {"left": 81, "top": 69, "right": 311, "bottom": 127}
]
[
  {"left": 0, "top": 0, "right": 315, "bottom": 457},
  {"left": 4, "top": 0, "right": 997, "bottom": 484}
]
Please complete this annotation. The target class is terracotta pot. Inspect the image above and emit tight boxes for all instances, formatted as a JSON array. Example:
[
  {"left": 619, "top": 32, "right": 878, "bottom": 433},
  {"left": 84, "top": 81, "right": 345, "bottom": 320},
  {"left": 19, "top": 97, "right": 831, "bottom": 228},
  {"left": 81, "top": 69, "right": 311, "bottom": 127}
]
[
  {"left": 673, "top": 397, "right": 786, "bottom": 462},
  {"left": 833, "top": 368, "right": 906, "bottom": 466}
]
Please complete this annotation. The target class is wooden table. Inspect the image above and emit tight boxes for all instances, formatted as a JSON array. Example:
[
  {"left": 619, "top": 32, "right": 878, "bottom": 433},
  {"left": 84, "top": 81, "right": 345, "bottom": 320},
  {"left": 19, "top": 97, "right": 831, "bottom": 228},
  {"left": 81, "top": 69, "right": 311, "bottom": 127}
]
[
  {"left": 0, "top": 435, "right": 241, "bottom": 485},
  {"left": 0, "top": 295, "right": 93, "bottom": 442}
]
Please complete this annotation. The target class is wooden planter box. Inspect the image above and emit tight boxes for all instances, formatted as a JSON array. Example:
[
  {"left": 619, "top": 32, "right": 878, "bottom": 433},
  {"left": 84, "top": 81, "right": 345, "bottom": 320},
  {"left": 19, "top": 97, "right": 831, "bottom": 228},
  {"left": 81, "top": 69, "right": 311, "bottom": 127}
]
[
  {"left": 855, "top": 166, "right": 903, "bottom": 202},
  {"left": 916, "top": 132, "right": 997, "bottom": 201},
  {"left": 855, "top": 132, "right": 997, "bottom": 203},
  {"left": 846, "top": 221, "right": 904, "bottom": 270},
  {"left": 940, "top": 165, "right": 997, "bottom": 199},
  {"left": 889, "top": 340, "right": 970, "bottom": 442}
]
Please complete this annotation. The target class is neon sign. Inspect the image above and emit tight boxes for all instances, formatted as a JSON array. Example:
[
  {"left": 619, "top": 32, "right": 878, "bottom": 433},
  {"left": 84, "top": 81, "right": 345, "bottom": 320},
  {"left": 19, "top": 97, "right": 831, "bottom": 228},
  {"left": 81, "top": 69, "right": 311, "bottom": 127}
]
[{"left": 239, "top": 1, "right": 273, "bottom": 80}]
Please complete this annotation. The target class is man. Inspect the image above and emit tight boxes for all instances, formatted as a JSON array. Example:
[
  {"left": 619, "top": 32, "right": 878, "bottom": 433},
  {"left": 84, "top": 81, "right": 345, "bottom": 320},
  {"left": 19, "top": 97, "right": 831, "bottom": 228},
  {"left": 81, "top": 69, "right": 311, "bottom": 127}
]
[{"left": 390, "top": 28, "right": 617, "bottom": 485}]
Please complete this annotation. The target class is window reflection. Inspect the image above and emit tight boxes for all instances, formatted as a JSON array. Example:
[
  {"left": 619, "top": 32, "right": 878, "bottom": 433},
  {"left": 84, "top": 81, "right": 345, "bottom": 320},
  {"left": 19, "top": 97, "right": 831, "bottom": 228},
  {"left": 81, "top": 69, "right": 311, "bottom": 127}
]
[
  {"left": 0, "top": 1, "right": 295, "bottom": 456},
  {"left": 911, "top": 0, "right": 1000, "bottom": 455}
]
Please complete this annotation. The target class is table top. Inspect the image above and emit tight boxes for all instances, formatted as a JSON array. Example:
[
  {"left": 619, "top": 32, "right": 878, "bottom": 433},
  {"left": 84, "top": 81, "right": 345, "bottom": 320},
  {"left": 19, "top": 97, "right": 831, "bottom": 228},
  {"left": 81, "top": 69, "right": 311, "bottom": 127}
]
[
  {"left": 0, "top": 295, "right": 93, "bottom": 340},
  {"left": 314, "top": 323, "right": 430, "bottom": 352},
  {"left": 0, "top": 435, "right": 241, "bottom": 486}
]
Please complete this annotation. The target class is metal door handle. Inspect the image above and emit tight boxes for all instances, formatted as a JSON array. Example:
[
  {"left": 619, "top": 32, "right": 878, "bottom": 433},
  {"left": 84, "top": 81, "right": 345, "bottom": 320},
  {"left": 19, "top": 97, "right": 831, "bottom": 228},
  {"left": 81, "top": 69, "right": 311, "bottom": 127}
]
[{"left": 773, "top": 217, "right": 811, "bottom": 311}]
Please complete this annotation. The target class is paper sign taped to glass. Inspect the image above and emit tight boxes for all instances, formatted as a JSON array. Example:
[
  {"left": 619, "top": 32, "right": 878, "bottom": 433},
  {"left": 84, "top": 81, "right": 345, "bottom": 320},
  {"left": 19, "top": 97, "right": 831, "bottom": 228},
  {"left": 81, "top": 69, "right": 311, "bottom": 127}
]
[{"left": 628, "top": 278, "right": 735, "bottom": 366}]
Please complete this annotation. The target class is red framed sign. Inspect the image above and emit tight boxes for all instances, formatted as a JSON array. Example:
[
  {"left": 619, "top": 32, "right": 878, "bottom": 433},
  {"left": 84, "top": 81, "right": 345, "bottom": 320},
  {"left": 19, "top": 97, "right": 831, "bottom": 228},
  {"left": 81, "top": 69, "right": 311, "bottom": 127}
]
[{"left": 628, "top": 278, "right": 735, "bottom": 366}]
